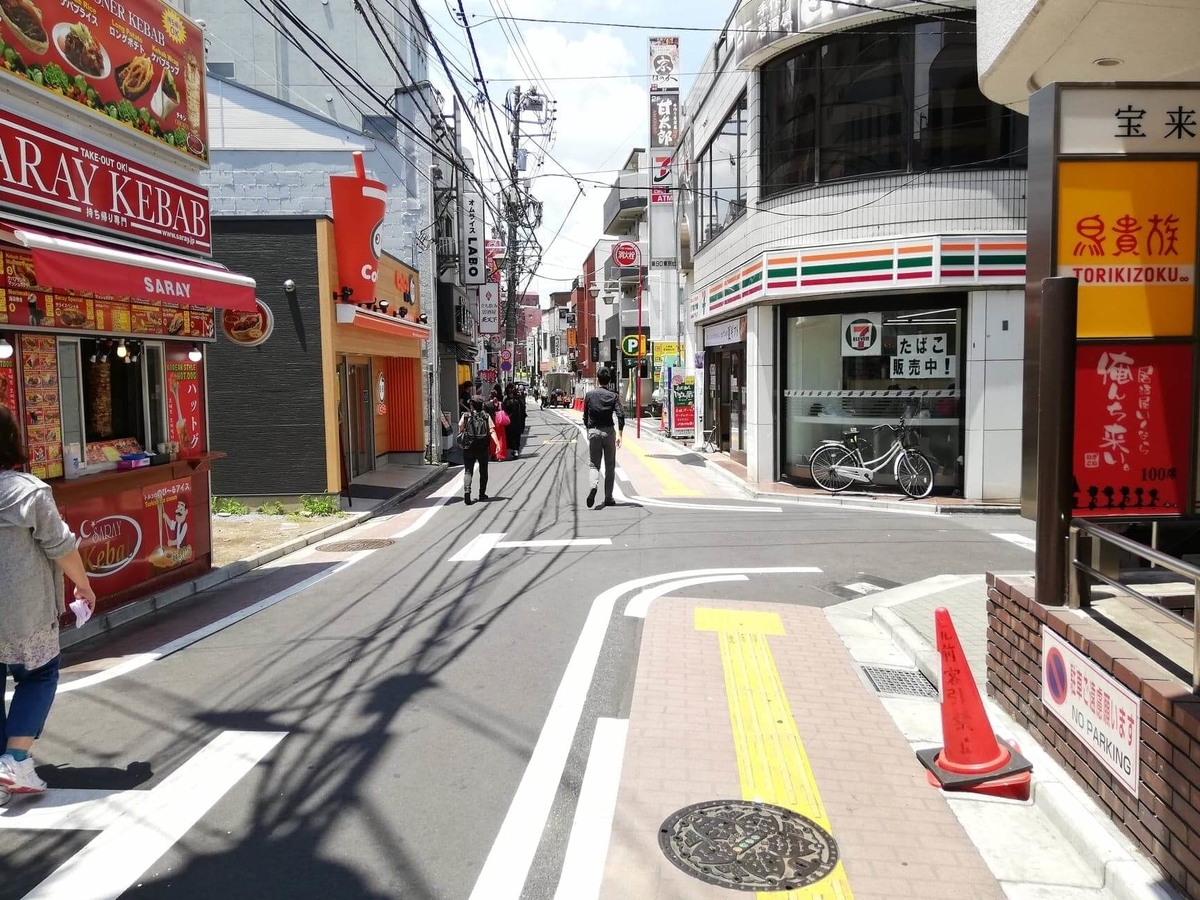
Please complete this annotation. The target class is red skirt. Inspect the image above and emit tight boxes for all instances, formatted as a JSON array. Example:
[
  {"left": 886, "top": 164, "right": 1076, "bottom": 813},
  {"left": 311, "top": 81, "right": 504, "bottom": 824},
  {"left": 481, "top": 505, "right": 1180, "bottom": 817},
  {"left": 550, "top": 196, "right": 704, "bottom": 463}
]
[{"left": 492, "top": 424, "right": 509, "bottom": 460}]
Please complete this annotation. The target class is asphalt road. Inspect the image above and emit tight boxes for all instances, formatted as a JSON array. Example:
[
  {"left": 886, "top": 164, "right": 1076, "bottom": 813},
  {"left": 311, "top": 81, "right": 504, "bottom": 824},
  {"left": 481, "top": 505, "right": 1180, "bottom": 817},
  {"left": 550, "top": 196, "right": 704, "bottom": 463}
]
[{"left": 0, "top": 407, "right": 1036, "bottom": 900}]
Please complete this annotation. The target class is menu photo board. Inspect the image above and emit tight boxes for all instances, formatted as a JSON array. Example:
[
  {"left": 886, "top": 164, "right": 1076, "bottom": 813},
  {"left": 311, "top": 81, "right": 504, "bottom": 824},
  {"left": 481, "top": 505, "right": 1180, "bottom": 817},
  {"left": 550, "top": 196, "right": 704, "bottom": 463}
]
[
  {"left": 0, "top": 249, "right": 214, "bottom": 338},
  {"left": 19, "top": 333, "right": 61, "bottom": 478},
  {"left": 0, "top": 0, "right": 209, "bottom": 161}
]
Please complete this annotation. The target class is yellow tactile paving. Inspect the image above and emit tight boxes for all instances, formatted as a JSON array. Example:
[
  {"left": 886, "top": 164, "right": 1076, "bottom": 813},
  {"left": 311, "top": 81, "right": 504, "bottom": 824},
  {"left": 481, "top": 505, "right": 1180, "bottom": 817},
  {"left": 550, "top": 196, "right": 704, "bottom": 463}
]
[
  {"left": 620, "top": 434, "right": 703, "bottom": 497},
  {"left": 696, "top": 608, "right": 855, "bottom": 900}
]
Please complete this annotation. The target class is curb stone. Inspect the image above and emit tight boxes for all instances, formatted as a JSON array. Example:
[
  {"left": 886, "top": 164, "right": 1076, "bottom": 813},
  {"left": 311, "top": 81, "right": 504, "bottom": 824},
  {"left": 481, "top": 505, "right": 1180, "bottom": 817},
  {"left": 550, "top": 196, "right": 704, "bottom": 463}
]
[
  {"left": 63, "top": 465, "right": 449, "bottom": 650},
  {"left": 872, "top": 602, "right": 1181, "bottom": 900},
  {"left": 634, "top": 421, "right": 1020, "bottom": 515}
]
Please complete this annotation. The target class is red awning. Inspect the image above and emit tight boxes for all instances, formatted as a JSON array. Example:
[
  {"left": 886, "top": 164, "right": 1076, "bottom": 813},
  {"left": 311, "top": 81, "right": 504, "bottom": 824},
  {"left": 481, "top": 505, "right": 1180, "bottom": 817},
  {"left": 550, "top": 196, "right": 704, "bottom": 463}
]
[{"left": 4, "top": 223, "right": 257, "bottom": 312}]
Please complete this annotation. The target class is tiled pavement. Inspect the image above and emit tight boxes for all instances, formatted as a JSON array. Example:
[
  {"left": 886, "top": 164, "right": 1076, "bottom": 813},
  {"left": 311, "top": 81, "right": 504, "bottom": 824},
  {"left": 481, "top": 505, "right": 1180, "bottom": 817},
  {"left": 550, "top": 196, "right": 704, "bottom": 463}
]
[{"left": 600, "top": 596, "right": 1005, "bottom": 899}]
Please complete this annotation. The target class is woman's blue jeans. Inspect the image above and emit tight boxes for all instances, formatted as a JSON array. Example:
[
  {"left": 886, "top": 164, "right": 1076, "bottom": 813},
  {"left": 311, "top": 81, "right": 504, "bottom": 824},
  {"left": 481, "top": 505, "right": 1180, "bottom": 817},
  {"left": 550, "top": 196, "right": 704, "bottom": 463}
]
[{"left": 1, "top": 655, "right": 60, "bottom": 746}]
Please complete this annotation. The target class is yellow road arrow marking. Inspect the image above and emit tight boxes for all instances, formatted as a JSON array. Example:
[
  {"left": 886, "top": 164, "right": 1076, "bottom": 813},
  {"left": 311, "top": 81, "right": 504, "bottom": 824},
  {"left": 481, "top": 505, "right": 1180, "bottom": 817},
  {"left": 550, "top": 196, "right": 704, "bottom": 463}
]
[{"left": 695, "top": 607, "right": 854, "bottom": 900}]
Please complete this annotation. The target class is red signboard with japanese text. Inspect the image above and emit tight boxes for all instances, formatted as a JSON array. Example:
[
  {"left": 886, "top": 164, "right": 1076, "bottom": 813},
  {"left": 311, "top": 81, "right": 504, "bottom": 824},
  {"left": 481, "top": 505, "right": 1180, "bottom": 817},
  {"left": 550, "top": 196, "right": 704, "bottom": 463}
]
[
  {"left": 165, "top": 342, "right": 204, "bottom": 454},
  {"left": 0, "top": 353, "right": 16, "bottom": 414},
  {"left": 60, "top": 474, "right": 195, "bottom": 600},
  {"left": 0, "top": 109, "right": 211, "bottom": 251},
  {"left": 0, "top": 0, "right": 208, "bottom": 162},
  {"left": 1073, "top": 343, "right": 1192, "bottom": 516}
]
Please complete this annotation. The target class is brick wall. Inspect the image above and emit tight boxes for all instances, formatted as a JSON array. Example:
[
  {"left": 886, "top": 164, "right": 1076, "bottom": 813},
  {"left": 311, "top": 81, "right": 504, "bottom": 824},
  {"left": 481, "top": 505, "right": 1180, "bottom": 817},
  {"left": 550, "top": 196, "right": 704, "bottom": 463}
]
[{"left": 987, "top": 574, "right": 1200, "bottom": 897}]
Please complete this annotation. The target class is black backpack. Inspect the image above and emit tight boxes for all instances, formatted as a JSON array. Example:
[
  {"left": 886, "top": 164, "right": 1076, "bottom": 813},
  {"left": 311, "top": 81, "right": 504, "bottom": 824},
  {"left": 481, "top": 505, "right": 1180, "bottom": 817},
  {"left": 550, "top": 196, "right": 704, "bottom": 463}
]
[{"left": 457, "top": 411, "right": 490, "bottom": 449}]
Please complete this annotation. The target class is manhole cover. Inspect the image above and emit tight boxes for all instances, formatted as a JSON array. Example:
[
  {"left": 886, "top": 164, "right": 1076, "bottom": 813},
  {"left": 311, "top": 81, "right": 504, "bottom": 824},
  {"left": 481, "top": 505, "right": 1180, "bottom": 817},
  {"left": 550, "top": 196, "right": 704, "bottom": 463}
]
[
  {"left": 317, "top": 538, "right": 395, "bottom": 553},
  {"left": 658, "top": 800, "right": 839, "bottom": 891},
  {"left": 860, "top": 664, "right": 938, "bottom": 698}
]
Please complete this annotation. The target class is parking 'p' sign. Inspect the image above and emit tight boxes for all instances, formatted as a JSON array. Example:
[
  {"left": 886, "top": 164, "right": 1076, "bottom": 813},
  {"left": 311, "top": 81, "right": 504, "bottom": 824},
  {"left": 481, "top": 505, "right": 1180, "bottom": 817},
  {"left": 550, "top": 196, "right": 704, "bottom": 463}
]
[{"left": 611, "top": 241, "right": 642, "bottom": 268}]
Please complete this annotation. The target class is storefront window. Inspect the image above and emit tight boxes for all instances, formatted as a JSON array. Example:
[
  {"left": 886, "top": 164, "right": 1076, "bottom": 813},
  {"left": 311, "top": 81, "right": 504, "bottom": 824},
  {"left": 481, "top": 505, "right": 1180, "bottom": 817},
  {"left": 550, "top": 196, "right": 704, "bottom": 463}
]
[
  {"left": 782, "top": 303, "right": 964, "bottom": 490},
  {"left": 63, "top": 338, "right": 167, "bottom": 460},
  {"left": 759, "top": 17, "right": 1026, "bottom": 198}
]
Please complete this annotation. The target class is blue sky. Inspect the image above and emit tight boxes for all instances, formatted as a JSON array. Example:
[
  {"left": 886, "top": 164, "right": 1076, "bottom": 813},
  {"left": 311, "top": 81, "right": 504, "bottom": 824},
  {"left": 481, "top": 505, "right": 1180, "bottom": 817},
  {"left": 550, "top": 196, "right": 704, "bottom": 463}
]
[{"left": 424, "top": 0, "right": 735, "bottom": 299}]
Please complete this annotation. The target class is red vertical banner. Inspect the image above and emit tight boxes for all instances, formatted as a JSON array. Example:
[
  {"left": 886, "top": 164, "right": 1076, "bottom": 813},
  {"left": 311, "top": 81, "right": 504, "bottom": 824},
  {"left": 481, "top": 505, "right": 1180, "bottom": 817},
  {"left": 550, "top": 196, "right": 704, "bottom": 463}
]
[
  {"left": 165, "top": 344, "right": 206, "bottom": 455},
  {"left": 0, "top": 354, "right": 17, "bottom": 415},
  {"left": 1073, "top": 343, "right": 1193, "bottom": 516}
]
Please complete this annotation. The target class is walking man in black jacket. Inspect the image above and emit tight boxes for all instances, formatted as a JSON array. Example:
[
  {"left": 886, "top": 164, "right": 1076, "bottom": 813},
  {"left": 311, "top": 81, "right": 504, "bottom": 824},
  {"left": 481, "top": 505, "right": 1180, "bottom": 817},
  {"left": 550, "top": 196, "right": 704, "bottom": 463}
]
[{"left": 583, "top": 369, "right": 625, "bottom": 508}]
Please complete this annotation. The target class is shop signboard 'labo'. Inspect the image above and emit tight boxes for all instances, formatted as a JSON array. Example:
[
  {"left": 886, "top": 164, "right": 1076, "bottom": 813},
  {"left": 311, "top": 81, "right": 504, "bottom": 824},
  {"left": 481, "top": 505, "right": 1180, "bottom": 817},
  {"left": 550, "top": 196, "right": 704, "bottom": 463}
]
[
  {"left": 0, "top": 108, "right": 210, "bottom": 251},
  {"left": 461, "top": 189, "right": 484, "bottom": 285},
  {"left": 0, "top": 0, "right": 209, "bottom": 161}
]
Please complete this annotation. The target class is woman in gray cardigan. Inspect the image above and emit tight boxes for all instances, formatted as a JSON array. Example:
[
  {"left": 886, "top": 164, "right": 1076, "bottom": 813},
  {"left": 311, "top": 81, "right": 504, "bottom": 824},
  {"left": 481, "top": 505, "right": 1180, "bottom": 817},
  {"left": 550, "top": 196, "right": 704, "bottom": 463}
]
[{"left": 0, "top": 404, "right": 94, "bottom": 804}]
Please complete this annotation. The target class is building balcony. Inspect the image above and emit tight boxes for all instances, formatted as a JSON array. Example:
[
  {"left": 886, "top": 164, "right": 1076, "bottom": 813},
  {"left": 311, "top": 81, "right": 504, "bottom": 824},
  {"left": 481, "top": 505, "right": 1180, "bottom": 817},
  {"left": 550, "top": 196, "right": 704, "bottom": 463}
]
[{"left": 603, "top": 169, "right": 648, "bottom": 237}]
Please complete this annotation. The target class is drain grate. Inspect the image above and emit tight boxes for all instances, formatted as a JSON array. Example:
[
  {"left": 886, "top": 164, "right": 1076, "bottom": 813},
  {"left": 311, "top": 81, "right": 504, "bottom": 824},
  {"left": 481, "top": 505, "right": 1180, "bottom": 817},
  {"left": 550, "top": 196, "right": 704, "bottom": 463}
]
[
  {"left": 317, "top": 538, "right": 395, "bottom": 553},
  {"left": 658, "top": 800, "right": 839, "bottom": 891},
  {"left": 860, "top": 664, "right": 938, "bottom": 698}
]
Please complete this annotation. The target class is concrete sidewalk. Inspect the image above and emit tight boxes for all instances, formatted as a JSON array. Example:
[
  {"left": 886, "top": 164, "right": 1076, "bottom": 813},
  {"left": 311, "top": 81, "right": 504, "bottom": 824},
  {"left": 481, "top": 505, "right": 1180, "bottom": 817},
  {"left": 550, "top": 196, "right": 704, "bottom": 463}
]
[{"left": 832, "top": 575, "right": 1181, "bottom": 900}]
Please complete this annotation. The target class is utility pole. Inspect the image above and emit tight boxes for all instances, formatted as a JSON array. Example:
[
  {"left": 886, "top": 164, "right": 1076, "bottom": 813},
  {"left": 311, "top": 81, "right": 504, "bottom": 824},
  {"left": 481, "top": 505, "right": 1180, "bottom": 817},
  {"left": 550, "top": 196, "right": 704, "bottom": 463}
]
[{"left": 504, "top": 85, "right": 522, "bottom": 381}]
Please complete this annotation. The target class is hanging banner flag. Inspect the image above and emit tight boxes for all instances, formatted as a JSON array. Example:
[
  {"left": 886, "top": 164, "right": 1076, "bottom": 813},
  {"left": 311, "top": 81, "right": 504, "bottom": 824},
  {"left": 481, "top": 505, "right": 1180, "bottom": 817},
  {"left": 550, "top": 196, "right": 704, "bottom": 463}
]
[
  {"left": 462, "top": 189, "right": 484, "bottom": 285},
  {"left": 478, "top": 282, "right": 500, "bottom": 334}
]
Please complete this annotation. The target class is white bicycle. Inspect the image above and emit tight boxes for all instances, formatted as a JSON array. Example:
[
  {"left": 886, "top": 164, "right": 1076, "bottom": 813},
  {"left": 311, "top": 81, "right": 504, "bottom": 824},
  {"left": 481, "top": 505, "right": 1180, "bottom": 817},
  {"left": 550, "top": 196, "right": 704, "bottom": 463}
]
[{"left": 808, "top": 417, "right": 935, "bottom": 499}]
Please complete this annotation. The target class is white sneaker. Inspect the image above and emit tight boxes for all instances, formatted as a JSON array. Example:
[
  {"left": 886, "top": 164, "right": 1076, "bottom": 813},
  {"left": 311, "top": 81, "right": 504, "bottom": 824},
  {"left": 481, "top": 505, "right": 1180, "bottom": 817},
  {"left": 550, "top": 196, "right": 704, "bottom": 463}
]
[
  {"left": 0, "top": 785, "right": 10, "bottom": 806},
  {"left": 0, "top": 754, "right": 46, "bottom": 794}
]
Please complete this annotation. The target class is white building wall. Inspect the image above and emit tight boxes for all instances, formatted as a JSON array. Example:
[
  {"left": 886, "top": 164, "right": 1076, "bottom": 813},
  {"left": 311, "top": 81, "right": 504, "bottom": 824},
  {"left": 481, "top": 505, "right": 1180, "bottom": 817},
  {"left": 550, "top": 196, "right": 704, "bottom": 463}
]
[
  {"left": 745, "top": 305, "right": 775, "bottom": 484},
  {"left": 965, "top": 289, "right": 1025, "bottom": 500}
]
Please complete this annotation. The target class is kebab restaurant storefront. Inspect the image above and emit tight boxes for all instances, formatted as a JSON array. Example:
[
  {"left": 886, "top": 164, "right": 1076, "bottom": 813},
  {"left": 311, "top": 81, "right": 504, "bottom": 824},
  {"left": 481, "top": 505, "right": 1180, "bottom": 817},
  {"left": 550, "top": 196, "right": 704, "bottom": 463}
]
[{"left": 0, "top": 0, "right": 256, "bottom": 616}]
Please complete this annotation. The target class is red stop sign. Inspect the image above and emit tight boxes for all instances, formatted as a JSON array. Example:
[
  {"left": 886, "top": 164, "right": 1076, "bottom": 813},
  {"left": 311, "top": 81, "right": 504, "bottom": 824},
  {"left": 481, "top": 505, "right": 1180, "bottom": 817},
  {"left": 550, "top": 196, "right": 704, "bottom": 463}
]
[{"left": 611, "top": 241, "right": 640, "bottom": 268}]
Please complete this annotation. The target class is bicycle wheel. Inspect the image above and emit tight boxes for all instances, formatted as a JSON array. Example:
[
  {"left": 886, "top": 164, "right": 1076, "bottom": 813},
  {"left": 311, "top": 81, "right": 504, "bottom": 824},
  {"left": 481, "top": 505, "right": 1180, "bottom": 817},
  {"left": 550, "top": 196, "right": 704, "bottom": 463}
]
[
  {"left": 809, "top": 445, "right": 855, "bottom": 493},
  {"left": 894, "top": 450, "right": 935, "bottom": 499}
]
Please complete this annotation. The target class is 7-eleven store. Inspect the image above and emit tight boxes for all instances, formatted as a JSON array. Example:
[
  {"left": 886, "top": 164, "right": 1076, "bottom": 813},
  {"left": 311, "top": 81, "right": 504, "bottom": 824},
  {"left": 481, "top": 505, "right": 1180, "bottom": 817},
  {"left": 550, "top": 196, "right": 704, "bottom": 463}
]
[{"left": 691, "top": 235, "right": 1028, "bottom": 501}]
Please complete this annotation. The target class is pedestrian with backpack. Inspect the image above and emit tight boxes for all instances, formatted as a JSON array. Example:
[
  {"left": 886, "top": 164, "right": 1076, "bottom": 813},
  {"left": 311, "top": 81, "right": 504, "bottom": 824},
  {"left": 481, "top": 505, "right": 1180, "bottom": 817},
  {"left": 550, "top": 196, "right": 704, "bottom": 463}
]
[{"left": 458, "top": 396, "right": 502, "bottom": 505}]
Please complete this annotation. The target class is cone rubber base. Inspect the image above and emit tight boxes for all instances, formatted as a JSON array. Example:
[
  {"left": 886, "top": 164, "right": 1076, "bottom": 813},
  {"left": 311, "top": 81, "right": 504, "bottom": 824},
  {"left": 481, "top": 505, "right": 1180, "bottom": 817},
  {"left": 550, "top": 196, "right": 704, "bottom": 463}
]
[{"left": 916, "top": 740, "right": 1033, "bottom": 799}]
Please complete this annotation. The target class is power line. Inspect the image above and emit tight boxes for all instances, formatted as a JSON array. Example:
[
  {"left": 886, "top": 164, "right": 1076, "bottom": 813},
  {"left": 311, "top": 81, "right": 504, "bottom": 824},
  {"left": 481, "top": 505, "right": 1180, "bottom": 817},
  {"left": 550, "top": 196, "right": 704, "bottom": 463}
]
[{"left": 472, "top": 6, "right": 974, "bottom": 32}]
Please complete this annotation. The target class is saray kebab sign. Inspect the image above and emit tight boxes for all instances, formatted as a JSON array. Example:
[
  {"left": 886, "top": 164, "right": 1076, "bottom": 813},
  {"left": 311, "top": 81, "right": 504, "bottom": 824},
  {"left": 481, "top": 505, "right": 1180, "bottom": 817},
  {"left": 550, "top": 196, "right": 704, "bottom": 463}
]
[
  {"left": 0, "top": 108, "right": 210, "bottom": 251},
  {"left": 0, "top": 0, "right": 209, "bottom": 162}
]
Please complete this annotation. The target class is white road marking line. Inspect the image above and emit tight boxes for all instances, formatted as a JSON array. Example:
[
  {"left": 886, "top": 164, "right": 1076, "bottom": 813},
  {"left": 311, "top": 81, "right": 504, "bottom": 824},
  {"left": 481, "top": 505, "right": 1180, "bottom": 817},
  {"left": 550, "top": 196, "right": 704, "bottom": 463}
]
[
  {"left": 749, "top": 496, "right": 941, "bottom": 517},
  {"left": 993, "top": 532, "right": 1036, "bottom": 552},
  {"left": 615, "top": 467, "right": 631, "bottom": 483},
  {"left": 843, "top": 581, "right": 884, "bottom": 596},
  {"left": 498, "top": 538, "right": 612, "bottom": 551},
  {"left": 622, "top": 575, "right": 749, "bottom": 618},
  {"left": 449, "top": 535, "right": 612, "bottom": 562},
  {"left": 449, "top": 532, "right": 507, "bottom": 562},
  {"left": 0, "top": 790, "right": 137, "bottom": 831},
  {"left": 468, "top": 566, "right": 823, "bottom": 900},
  {"left": 22, "top": 731, "right": 286, "bottom": 900},
  {"left": 628, "top": 495, "right": 783, "bottom": 513},
  {"left": 551, "top": 718, "right": 629, "bottom": 900},
  {"left": 826, "top": 574, "right": 984, "bottom": 617},
  {"left": 34, "top": 477, "right": 460, "bottom": 700}
]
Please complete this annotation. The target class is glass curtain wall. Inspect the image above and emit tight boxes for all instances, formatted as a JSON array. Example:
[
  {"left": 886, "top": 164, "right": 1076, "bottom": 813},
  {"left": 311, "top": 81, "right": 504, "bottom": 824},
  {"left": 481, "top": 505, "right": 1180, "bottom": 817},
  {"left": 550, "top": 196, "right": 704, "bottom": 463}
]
[
  {"left": 760, "top": 18, "right": 1026, "bottom": 198},
  {"left": 782, "top": 302, "right": 965, "bottom": 490},
  {"left": 694, "top": 94, "right": 748, "bottom": 249}
]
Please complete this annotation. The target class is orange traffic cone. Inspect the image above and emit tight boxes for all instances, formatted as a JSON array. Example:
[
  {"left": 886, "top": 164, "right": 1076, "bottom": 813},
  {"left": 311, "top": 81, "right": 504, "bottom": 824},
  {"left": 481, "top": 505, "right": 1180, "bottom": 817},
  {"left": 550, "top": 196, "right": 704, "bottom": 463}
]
[{"left": 916, "top": 607, "right": 1033, "bottom": 800}]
